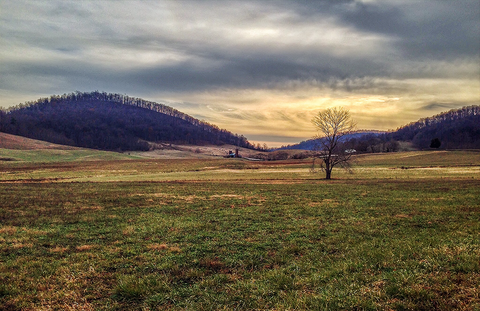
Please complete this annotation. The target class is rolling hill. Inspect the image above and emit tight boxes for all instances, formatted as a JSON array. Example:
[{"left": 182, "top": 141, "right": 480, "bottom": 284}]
[
  {"left": 0, "top": 91, "right": 255, "bottom": 152},
  {"left": 387, "top": 105, "right": 480, "bottom": 149}
]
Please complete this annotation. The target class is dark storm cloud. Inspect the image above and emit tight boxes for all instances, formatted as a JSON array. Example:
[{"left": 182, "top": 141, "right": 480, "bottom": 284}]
[
  {"left": 286, "top": 1, "right": 480, "bottom": 59},
  {"left": 338, "top": 1, "right": 480, "bottom": 60},
  {"left": 125, "top": 55, "right": 381, "bottom": 92},
  {"left": 2, "top": 0, "right": 478, "bottom": 95}
]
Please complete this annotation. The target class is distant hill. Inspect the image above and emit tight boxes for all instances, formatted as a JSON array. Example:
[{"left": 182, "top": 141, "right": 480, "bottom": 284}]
[
  {"left": 276, "top": 131, "right": 385, "bottom": 151},
  {"left": 388, "top": 105, "right": 480, "bottom": 149},
  {"left": 0, "top": 91, "right": 255, "bottom": 151}
]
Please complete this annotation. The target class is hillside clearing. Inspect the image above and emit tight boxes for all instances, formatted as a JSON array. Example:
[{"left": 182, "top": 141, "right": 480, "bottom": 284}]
[{"left": 0, "top": 132, "right": 80, "bottom": 150}]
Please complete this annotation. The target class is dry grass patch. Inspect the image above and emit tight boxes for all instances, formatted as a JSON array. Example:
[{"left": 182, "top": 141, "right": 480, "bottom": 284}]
[
  {"left": 169, "top": 246, "right": 182, "bottom": 253},
  {"left": 200, "top": 258, "right": 226, "bottom": 270},
  {"left": 147, "top": 243, "right": 169, "bottom": 251},
  {"left": 210, "top": 194, "right": 244, "bottom": 199},
  {"left": 0, "top": 226, "right": 18, "bottom": 235},
  {"left": 11, "top": 242, "right": 33, "bottom": 249},
  {"left": 122, "top": 226, "right": 134, "bottom": 236},
  {"left": 147, "top": 243, "right": 181, "bottom": 253},
  {"left": 247, "top": 179, "right": 308, "bottom": 184},
  {"left": 60, "top": 302, "right": 96, "bottom": 311},
  {"left": 138, "top": 193, "right": 266, "bottom": 206},
  {"left": 76, "top": 244, "right": 96, "bottom": 251},
  {"left": 435, "top": 245, "right": 480, "bottom": 257},
  {"left": 63, "top": 203, "right": 104, "bottom": 213},
  {"left": 21, "top": 227, "right": 49, "bottom": 235},
  {"left": 106, "top": 246, "right": 121, "bottom": 254},
  {"left": 322, "top": 199, "right": 340, "bottom": 207},
  {"left": 81, "top": 216, "right": 95, "bottom": 222},
  {"left": 79, "top": 205, "right": 103, "bottom": 211},
  {"left": 50, "top": 246, "right": 68, "bottom": 253}
]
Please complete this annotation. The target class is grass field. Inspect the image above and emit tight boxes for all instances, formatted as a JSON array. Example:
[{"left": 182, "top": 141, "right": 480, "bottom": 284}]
[
  {"left": 0, "top": 148, "right": 140, "bottom": 163},
  {"left": 0, "top": 150, "right": 479, "bottom": 310}
]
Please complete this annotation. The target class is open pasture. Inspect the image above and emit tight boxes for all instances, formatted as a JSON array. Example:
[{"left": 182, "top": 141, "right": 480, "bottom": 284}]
[
  {"left": 0, "top": 150, "right": 479, "bottom": 310},
  {"left": 1, "top": 150, "right": 479, "bottom": 183}
]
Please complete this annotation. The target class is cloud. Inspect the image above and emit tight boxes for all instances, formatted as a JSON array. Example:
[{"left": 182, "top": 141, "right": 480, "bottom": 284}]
[
  {"left": 417, "top": 102, "right": 467, "bottom": 113},
  {"left": 337, "top": 1, "right": 480, "bottom": 60},
  {"left": 0, "top": 0, "right": 479, "bottom": 146}
]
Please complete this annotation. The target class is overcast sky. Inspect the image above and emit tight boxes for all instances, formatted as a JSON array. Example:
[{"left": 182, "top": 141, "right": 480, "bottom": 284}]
[{"left": 1, "top": 0, "right": 479, "bottom": 146}]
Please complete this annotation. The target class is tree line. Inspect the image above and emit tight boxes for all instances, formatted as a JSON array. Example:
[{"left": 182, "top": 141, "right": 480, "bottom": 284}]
[{"left": 386, "top": 105, "right": 480, "bottom": 149}]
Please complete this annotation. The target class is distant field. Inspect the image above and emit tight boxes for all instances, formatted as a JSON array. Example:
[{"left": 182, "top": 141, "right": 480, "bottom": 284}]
[
  {"left": 0, "top": 150, "right": 479, "bottom": 310},
  {"left": 0, "top": 150, "right": 479, "bottom": 183},
  {"left": 354, "top": 150, "right": 480, "bottom": 167},
  {"left": 0, "top": 132, "right": 263, "bottom": 161}
]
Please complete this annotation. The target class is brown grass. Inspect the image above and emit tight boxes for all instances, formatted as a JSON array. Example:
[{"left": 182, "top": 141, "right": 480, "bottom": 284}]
[
  {"left": 147, "top": 243, "right": 169, "bottom": 251},
  {"left": 395, "top": 214, "right": 411, "bottom": 218},
  {"left": 50, "top": 246, "right": 69, "bottom": 253},
  {"left": 0, "top": 226, "right": 18, "bottom": 235},
  {"left": 76, "top": 244, "right": 96, "bottom": 251},
  {"left": 0, "top": 132, "right": 79, "bottom": 150},
  {"left": 147, "top": 243, "right": 182, "bottom": 253},
  {"left": 169, "top": 246, "right": 182, "bottom": 253},
  {"left": 11, "top": 242, "right": 33, "bottom": 249}
]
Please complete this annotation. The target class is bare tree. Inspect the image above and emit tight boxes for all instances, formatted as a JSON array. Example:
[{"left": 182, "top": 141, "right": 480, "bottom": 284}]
[{"left": 312, "top": 107, "right": 357, "bottom": 179}]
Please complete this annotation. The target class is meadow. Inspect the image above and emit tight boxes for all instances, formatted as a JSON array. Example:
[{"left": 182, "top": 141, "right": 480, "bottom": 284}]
[{"left": 0, "top": 150, "right": 479, "bottom": 310}]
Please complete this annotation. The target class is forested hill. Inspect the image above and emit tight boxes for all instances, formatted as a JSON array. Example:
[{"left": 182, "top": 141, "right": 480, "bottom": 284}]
[
  {"left": 276, "top": 106, "right": 480, "bottom": 152},
  {"left": 387, "top": 105, "right": 480, "bottom": 149},
  {"left": 0, "top": 91, "right": 254, "bottom": 151}
]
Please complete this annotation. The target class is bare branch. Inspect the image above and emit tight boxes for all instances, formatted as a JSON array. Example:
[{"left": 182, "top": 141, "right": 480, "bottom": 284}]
[{"left": 311, "top": 107, "right": 356, "bottom": 179}]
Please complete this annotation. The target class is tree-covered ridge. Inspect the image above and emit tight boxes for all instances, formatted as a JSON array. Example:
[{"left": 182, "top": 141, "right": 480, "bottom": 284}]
[
  {"left": 388, "top": 105, "right": 480, "bottom": 149},
  {"left": 0, "top": 91, "right": 254, "bottom": 151},
  {"left": 277, "top": 106, "right": 480, "bottom": 152}
]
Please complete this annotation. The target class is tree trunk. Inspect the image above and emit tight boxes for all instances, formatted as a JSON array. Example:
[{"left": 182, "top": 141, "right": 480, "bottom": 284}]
[{"left": 325, "top": 169, "right": 332, "bottom": 180}]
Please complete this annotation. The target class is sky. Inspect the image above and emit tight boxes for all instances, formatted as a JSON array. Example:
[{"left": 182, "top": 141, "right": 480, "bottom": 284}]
[{"left": 1, "top": 0, "right": 479, "bottom": 147}]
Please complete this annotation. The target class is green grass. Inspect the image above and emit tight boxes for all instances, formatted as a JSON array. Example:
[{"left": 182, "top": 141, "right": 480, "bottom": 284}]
[
  {"left": 0, "top": 148, "right": 139, "bottom": 163},
  {"left": 0, "top": 151, "right": 479, "bottom": 310}
]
